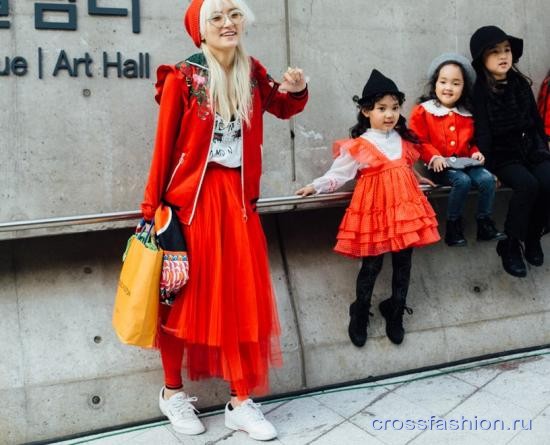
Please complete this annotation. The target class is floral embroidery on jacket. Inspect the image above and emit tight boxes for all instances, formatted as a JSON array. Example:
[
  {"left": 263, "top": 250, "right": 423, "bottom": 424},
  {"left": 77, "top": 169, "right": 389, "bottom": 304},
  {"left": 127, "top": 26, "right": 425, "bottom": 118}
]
[
  {"left": 175, "top": 53, "right": 265, "bottom": 120},
  {"left": 177, "top": 61, "right": 211, "bottom": 120}
]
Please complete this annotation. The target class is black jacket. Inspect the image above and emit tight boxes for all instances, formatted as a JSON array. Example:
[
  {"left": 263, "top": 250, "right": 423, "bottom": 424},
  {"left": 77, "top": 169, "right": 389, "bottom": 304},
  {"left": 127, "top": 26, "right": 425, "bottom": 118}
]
[{"left": 472, "top": 71, "right": 549, "bottom": 171}]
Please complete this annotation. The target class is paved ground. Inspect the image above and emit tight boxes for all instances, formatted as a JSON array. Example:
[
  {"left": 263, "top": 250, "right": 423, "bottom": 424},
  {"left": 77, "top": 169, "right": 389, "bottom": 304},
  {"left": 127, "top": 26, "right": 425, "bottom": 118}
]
[{"left": 52, "top": 348, "right": 550, "bottom": 445}]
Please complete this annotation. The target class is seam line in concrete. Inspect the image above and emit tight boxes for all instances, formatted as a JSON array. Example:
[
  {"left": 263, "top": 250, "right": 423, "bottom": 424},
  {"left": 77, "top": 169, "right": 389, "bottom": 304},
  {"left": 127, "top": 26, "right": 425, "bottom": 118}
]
[
  {"left": 283, "top": 0, "right": 297, "bottom": 181},
  {"left": 417, "top": 370, "right": 502, "bottom": 442},
  {"left": 304, "top": 417, "right": 349, "bottom": 445},
  {"left": 212, "top": 429, "right": 237, "bottom": 444},
  {"left": 343, "top": 384, "right": 404, "bottom": 439},
  {"left": 275, "top": 214, "right": 307, "bottom": 389},
  {"left": 12, "top": 239, "right": 30, "bottom": 443},
  {"left": 504, "top": 398, "right": 550, "bottom": 444},
  {"left": 403, "top": 377, "right": 484, "bottom": 444}
]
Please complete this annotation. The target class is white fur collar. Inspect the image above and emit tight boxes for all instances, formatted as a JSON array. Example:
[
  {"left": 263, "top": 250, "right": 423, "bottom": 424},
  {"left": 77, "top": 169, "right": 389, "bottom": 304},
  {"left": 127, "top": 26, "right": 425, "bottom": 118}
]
[{"left": 421, "top": 99, "right": 472, "bottom": 117}]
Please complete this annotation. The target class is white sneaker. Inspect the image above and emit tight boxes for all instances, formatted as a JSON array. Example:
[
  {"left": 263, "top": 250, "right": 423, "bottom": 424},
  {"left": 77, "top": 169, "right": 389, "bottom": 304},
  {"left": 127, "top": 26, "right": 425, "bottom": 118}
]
[
  {"left": 158, "top": 387, "right": 205, "bottom": 435},
  {"left": 224, "top": 399, "right": 277, "bottom": 441}
]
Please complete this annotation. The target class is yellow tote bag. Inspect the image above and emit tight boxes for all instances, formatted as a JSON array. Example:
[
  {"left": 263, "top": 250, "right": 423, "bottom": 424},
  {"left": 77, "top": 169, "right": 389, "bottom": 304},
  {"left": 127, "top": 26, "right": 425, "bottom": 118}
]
[{"left": 113, "top": 229, "right": 163, "bottom": 348}]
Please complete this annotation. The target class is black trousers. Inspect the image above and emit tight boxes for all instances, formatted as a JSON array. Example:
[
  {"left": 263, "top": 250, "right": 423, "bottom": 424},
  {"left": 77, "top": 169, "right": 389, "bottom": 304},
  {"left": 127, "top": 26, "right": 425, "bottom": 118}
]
[
  {"left": 355, "top": 248, "right": 413, "bottom": 308},
  {"left": 494, "top": 160, "right": 550, "bottom": 241}
]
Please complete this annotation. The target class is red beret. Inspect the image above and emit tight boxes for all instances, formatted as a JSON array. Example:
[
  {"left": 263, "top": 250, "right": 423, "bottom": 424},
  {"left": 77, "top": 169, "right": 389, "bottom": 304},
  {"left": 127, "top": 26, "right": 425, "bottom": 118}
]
[{"left": 184, "top": 0, "right": 205, "bottom": 48}]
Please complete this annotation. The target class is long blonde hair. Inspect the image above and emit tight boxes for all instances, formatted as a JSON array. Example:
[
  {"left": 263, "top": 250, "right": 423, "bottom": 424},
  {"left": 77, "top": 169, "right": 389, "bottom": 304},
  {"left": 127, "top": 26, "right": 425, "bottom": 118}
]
[{"left": 199, "top": 0, "right": 255, "bottom": 124}]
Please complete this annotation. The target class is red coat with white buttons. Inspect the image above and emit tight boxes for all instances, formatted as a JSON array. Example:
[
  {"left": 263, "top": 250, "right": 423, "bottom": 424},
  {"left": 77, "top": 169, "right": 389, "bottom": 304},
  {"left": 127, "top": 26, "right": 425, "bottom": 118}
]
[{"left": 409, "top": 100, "right": 480, "bottom": 164}]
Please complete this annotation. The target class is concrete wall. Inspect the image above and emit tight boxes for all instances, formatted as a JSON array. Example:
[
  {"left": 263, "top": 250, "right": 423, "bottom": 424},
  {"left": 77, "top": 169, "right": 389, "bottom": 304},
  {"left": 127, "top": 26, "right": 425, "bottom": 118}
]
[
  {"left": 1, "top": 0, "right": 549, "bottom": 230},
  {"left": 2, "top": 1, "right": 550, "bottom": 443},
  {"left": 0, "top": 0, "right": 294, "bottom": 231},
  {"left": 2, "top": 199, "right": 550, "bottom": 443}
]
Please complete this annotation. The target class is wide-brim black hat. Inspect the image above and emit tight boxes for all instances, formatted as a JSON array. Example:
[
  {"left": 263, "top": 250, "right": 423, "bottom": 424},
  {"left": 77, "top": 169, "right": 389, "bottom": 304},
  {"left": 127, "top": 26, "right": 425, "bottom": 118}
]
[
  {"left": 470, "top": 25, "right": 523, "bottom": 66},
  {"left": 355, "top": 69, "right": 404, "bottom": 107}
]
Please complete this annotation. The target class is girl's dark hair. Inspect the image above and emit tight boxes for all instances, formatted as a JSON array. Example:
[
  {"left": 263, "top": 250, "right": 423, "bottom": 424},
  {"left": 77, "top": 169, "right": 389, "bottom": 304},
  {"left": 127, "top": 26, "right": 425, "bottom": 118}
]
[
  {"left": 473, "top": 45, "right": 533, "bottom": 93},
  {"left": 350, "top": 93, "right": 418, "bottom": 143},
  {"left": 478, "top": 64, "right": 533, "bottom": 93},
  {"left": 417, "top": 61, "right": 473, "bottom": 112}
]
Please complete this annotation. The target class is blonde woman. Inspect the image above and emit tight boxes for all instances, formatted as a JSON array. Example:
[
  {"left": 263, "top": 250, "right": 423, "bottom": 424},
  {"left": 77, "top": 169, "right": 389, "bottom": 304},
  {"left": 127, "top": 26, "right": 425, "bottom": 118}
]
[{"left": 140, "top": 0, "right": 308, "bottom": 440}]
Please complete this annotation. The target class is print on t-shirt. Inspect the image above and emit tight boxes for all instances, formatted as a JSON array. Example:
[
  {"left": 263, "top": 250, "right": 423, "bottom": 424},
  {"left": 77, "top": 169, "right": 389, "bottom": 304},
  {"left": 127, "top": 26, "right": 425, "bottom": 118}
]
[{"left": 209, "top": 114, "right": 242, "bottom": 167}]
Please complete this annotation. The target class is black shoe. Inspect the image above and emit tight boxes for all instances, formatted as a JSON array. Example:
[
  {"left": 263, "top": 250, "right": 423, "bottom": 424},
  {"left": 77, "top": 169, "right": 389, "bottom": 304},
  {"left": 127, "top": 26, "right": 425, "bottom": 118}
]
[
  {"left": 379, "top": 298, "right": 413, "bottom": 345},
  {"left": 348, "top": 301, "right": 372, "bottom": 347},
  {"left": 496, "top": 238, "right": 527, "bottom": 277},
  {"left": 445, "top": 218, "right": 467, "bottom": 247},
  {"left": 525, "top": 238, "right": 544, "bottom": 266},
  {"left": 476, "top": 217, "right": 506, "bottom": 241}
]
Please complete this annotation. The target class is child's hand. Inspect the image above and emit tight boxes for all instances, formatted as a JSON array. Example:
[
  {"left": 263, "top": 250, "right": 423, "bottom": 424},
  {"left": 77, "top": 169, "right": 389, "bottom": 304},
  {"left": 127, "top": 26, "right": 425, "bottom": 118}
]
[
  {"left": 279, "top": 67, "right": 307, "bottom": 93},
  {"left": 416, "top": 175, "right": 437, "bottom": 187},
  {"left": 471, "top": 152, "right": 485, "bottom": 164},
  {"left": 296, "top": 185, "right": 316, "bottom": 196},
  {"left": 432, "top": 157, "right": 448, "bottom": 173},
  {"left": 412, "top": 168, "right": 436, "bottom": 187}
]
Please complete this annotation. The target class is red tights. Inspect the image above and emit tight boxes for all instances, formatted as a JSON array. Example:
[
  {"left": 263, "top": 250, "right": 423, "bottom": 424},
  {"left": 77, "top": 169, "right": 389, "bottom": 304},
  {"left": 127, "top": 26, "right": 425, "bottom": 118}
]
[
  {"left": 158, "top": 327, "right": 186, "bottom": 389},
  {"left": 158, "top": 316, "right": 246, "bottom": 399}
]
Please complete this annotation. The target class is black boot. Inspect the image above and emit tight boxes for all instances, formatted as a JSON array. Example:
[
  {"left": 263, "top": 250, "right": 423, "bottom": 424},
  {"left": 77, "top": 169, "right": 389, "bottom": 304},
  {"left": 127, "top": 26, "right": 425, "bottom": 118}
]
[
  {"left": 496, "top": 237, "right": 527, "bottom": 277},
  {"left": 379, "top": 298, "right": 413, "bottom": 345},
  {"left": 348, "top": 301, "right": 372, "bottom": 347},
  {"left": 445, "top": 218, "right": 467, "bottom": 247},
  {"left": 525, "top": 237, "right": 544, "bottom": 266},
  {"left": 476, "top": 217, "right": 506, "bottom": 241}
]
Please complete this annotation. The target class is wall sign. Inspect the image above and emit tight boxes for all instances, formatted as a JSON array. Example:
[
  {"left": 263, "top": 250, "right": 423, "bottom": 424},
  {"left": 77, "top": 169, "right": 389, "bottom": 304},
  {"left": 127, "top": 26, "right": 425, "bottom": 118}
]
[
  {"left": 1, "top": 0, "right": 140, "bottom": 32},
  {"left": 0, "top": 0, "right": 151, "bottom": 79}
]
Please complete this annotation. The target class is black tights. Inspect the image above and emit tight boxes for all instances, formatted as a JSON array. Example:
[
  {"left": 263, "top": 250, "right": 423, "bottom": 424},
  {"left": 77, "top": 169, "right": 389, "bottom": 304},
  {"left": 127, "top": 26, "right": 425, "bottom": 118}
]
[
  {"left": 355, "top": 248, "right": 413, "bottom": 308},
  {"left": 495, "top": 160, "right": 550, "bottom": 241}
]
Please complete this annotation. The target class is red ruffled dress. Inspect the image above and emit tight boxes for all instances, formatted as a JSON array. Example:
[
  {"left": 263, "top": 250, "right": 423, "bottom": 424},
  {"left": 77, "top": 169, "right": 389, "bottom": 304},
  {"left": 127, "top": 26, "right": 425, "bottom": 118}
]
[{"left": 334, "top": 137, "right": 440, "bottom": 257}]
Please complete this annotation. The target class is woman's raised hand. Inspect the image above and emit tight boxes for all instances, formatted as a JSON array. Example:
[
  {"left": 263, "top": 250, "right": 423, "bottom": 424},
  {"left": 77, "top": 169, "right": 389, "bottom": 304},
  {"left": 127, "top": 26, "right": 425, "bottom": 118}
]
[{"left": 279, "top": 67, "right": 307, "bottom": 93}]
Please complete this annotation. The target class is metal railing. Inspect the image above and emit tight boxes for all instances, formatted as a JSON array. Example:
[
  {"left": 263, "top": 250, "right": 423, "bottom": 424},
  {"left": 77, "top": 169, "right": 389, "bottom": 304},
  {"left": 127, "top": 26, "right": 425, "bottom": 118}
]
[
  {"left": 0, "top": 185, "right": 461, "bottom": 233},
  {"left": 0, "top": 192, "right": 357, "bottom": 232}
]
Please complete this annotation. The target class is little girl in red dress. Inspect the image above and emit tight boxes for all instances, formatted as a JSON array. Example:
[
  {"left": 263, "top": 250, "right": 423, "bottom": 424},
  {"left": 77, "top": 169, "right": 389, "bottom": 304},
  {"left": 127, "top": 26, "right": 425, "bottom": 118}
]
[{"left": 297, "top": 69, "right": 439, "bottom": 347}]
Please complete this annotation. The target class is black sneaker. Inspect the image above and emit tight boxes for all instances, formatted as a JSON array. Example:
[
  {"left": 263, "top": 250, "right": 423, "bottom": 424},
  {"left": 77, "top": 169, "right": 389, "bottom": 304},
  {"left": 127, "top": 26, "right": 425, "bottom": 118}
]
[{"left": 477, "top": 217, "right": 506, "bottom": 241}]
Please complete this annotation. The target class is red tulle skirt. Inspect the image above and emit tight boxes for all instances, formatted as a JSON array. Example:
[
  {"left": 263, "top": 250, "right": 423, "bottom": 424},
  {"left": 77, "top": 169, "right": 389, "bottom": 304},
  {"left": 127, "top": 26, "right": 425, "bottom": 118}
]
[
  {"left": 335, "top": 164, "right": 440, "bottom": 257},
  {"left": 162, "top": 164, "right": 282, "bottom": 396}
]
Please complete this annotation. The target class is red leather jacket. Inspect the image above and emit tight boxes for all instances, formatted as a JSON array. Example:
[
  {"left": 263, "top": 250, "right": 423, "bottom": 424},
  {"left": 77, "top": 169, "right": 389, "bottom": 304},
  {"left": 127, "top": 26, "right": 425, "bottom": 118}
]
[{"left": 141, "top": 53, "right": 308, "bottom": 223}]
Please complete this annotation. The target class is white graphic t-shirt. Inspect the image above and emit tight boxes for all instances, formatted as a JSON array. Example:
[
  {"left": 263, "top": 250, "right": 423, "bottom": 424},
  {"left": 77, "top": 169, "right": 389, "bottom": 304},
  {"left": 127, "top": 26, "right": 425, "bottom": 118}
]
[{"left": 208, "top": 114, "right": 242, "bottom": 168}]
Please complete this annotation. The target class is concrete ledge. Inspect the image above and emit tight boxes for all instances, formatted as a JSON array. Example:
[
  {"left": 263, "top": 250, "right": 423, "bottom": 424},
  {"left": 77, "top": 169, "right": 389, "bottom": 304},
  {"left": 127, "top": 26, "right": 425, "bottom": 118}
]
[{"left": 2, "top": 193, "right": 550, "bottom": 443}]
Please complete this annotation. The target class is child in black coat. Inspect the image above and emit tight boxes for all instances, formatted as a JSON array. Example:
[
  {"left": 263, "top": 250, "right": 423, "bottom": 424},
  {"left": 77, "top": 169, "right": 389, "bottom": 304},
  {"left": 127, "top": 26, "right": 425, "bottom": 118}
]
[{"left": 470, "top": 26, "right": 550, "bottom": 277}]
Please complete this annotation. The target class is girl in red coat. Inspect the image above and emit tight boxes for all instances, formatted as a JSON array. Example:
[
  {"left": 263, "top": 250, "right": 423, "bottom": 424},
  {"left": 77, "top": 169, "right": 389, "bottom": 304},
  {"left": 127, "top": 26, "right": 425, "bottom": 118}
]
[
  {"left": 538, "top": 70, "right": 550, "bottom": 143},
  {"left": 140, "top": 0, "right": 308, "bottom": 440},
  {"left": 296, "top": 70, "right": 439, "bottom": 348},
  {"left": 409, "top": 53, "right": 505, "bottom": 247}
]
